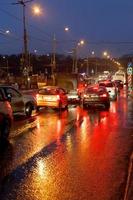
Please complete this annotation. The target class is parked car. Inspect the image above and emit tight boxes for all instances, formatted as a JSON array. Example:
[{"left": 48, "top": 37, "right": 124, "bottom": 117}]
[
  {"left": 67, "top": 90, "right": 81, "bottom": 104},
  {"left": 0, "top": 85, "right": 37, "bottom": 117},
  {"left": 0, "top": 88, "right": 13, "bottom": 139},
  {"left": 98, "top": 81, "right": 117, "bottom": 100},
  {"left": 36, "top": 86, "right": 68, "bottom": 110},
  {"left": 82, "top": 85, "right": 110, "bottom": 109}
]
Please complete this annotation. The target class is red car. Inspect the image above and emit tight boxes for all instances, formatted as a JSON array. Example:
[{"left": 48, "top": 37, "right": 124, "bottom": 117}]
[{"left": 82, "top": 85, "right": 110, "bottom": 109}]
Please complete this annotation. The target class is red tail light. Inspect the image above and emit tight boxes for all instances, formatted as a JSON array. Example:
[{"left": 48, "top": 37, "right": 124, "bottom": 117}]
[{"left": 100, "top": 93, "right": 107, "bottom": 98}]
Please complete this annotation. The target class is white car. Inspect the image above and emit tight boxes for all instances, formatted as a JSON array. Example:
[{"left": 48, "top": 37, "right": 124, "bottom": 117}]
[{"left": 99, "top": 81, "right": 117, "bottom": 100}]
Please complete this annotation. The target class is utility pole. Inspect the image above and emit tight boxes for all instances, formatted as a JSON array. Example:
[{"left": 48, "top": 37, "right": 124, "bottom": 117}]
[
  {"left": 52, "top": 33, "right": 56, "bottom": 85},
  {"left": 12, "top": 0, "right": 33, "bottom": 77}
]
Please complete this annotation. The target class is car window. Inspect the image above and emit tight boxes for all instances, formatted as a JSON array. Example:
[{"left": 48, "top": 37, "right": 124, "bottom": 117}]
[
  {"left": 0, "top": 90, "right": 4, "bottom": 101},
  {"left": 39, "top": 88, "right": 57, "bottom": 95},
  {"left": 85, "top": 87, "right": 98, "bottom": 93},
  {"left": 58, "top": 88, "right": 66, "bottom": 94},
  {"left": 6, "top": 88, "right": 21, "bottom": 98},
  {"left": 99, "top": 82, "right": 114, "bottom": 87}
]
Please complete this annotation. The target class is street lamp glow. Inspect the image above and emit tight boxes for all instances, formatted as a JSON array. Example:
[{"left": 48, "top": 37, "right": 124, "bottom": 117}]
[
  {"left": 64, "top": 27, "right": 69, "bottom": 32},
  {"left": 107, "top": 55, "right": 110, "bottom": 59},
  {"left": 91, "top": 51, "right": 95, "bottom": 55},
  {"left": 80, "top": 40, "right": 85, "bottom": 45},
  {"left": 103, "top": 51, "right": 108, "bottom": 57},
  {"left": 32, "top": 5, "right": 42, "bottom": 16}
]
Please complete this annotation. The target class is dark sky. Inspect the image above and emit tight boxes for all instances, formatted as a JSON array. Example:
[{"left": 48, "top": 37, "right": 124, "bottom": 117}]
[{"left": 0, "top": 0, "right": 133, "bottom": 57}]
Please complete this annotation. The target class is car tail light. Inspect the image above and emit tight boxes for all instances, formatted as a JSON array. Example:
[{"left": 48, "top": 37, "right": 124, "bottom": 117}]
[
  {"left": 56, "top": 95, "right": 60, "bottom": 101},
  {"left": 100, "top": 93, "right": 107, "bottom": 98}
]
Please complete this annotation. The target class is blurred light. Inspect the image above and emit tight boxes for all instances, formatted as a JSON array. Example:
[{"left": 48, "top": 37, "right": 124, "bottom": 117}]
[
  {"left": 34, "top": 49, "right": 37, "bottom": 53},
  {"left": 37, "top": 159, "right": 45, "bottom": 177},
  {"left": 64, "top": 27, "right": 69, "bottom": 32},
  {"left": 91, "top": 51, "right": 95, "bottom": 55},
  {"left": 32, "top": 4, "right": 42, "bottom": 16},
  {"left": 80, "top": 40, "right": 85, "bottom": 45},
  {"left": 103, "top": 51, "right": 108, "bottom": 57},
  {"left": 5, "top": 30, "right": 10, "bottom": 34}
]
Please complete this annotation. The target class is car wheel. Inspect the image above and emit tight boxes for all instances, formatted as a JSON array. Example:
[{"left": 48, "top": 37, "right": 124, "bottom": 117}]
[
  {"left": 25, "top": 103, "right": 33, "bottom": 117},
  {"left": 0, "top": 117, "right": 10, "bottom": 139}
]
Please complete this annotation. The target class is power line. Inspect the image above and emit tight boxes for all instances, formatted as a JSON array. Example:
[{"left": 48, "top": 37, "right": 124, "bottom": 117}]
[{"left": 0, "top": 7, "right": 52, "bottom": 39}]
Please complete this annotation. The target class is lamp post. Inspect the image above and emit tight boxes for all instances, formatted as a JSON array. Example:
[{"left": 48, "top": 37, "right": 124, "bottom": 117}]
[
  {"left": 12, "top": 0, "right": 33, "bottom": 77},
  {"left": 3, "top": 56, "right": 9, "bottom": 74},
  {"left": 73, "top": 40, "right": 85, "bottom": 73}
]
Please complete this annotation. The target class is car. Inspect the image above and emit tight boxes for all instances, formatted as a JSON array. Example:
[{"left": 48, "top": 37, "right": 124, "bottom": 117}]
[
  {"left": 81, "top": 85, "right": 110, "bottom": 109},
  {"left": 0, "top": 88, "right": 13, "bottom": 140},
  {"left": 67, "top": 90, "right": 81, "bottom": 104},
  {"left": 0, "top": 85, "right": 37, "bottom": 117},
  {"left": 36, "top": 86, "right": 68, "bottom": 111},
  {"left": 98, "top": 81, "right": 117, "bottom": 100}
]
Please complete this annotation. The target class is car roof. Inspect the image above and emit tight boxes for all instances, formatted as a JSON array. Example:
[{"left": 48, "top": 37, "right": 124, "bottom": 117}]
[{"left": 40, "top": 86, "right": 63, "bottom": 90}]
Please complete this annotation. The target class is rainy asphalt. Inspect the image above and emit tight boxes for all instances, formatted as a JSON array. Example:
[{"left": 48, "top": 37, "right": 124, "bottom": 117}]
[{"left": 0, "top": 90, "right": 133, "bottom": 200}]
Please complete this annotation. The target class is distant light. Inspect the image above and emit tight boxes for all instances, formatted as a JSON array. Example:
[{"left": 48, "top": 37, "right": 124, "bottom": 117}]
[
  {"left": 34, "top": 49, "right": 37, "bottom": 53},
  {"left": 103, "top": 51, "right": 108, "bottom": 57},
  {"left": 80, "top": 40, "right": 85, "bottom": 45},
  {"left": 91, "top": 51, "right": 95, "bottom": 55},
  {"left": 64, "top": 27, "right": 69, "bottom": 32},
  {"left": 5, "top": 30, "right": 10, "bottom": 34}
]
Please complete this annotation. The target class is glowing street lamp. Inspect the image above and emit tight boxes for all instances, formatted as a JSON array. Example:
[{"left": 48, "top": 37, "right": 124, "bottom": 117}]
[
  {"left": 32, "top": 4, "right": 42, "bottom": 16},
  {"left": 80, "top": 40, "right": 85, "bottom": 45},
  {"left": 64, "top": 27, "right": 69, "bottom": 32},
  {"left": 103, "top": 51, "right": 108, "bottom": 57}
]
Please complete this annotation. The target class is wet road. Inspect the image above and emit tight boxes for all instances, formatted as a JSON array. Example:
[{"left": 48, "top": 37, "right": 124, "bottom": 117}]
[{"left": 0, "top": 90, "right": 133, "bottom": 200}]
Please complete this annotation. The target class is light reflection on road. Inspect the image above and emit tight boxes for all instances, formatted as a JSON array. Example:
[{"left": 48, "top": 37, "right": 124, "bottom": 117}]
[{"left": 0, "top": 93, "right": 133, "bottom": 200}]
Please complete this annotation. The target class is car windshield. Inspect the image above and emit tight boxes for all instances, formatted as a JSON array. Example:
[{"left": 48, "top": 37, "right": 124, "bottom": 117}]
[
  {"left": 39, "top": 88, "right": 58, "bottom": 95},
  {"left": 99, "top": 82, "right": 114, "bottom": 87}
]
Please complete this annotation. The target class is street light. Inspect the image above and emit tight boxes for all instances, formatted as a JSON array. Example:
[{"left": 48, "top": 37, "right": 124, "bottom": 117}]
[
  {"left": 12, "top": 0, "right": 33, "bottom": 78},
  {"left": 73, "top": 39, "right": 85, "bottom": 73},
  {"left": 64, "top": 27, "right": 69, "bottom": 32},
  {"left": 32, "top": 4, "right": 42, "bottom": 16},
  {"left": 103, "top": 51, "right": 108, "bottom": 57}
]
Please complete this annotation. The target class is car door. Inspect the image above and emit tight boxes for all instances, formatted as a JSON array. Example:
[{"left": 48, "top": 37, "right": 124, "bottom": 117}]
[{"left": 4, "top": 87, "right": 24, "bottom": 113}]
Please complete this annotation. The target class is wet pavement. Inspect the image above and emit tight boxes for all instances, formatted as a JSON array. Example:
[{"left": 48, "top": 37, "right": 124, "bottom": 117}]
[{"left": 0, "top": 90, "right": 133, "bottom": 200}]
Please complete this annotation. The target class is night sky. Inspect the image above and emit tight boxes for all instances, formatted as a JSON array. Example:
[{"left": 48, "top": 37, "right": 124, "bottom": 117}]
[{"left": 0, "top": 0, "right": 133, "bottom": 57}]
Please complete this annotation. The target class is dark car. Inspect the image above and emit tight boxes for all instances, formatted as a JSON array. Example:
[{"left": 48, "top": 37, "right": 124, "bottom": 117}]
[{"left": 82, "top": 85, "right": 110, "bottom": 109}]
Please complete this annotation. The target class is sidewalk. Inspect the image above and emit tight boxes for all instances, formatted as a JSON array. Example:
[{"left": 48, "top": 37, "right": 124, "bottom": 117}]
[{"left": 123, "top": 154, "right": 133, "bottom": 200}]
